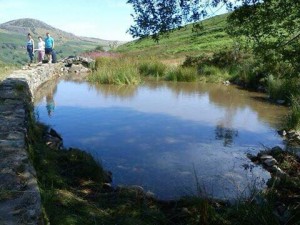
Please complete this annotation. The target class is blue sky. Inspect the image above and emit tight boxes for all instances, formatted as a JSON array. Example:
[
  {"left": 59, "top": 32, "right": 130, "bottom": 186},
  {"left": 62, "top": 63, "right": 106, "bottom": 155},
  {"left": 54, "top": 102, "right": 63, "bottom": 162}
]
[{"left": 0, "top": 0, "right": 134, "bottom": 41}]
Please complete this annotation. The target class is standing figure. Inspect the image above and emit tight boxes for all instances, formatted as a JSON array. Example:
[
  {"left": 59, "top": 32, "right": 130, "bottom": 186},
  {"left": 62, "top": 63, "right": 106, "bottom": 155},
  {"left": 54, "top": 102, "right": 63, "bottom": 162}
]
[
  {"left": 37, "top": 36, "right": 45, "bottom": 64},
  {"left": 26, "top": 33, "right": 34, "bottom": 65},
  {"left": 44, "top": 32, "right": 54, "bottom": 63}
]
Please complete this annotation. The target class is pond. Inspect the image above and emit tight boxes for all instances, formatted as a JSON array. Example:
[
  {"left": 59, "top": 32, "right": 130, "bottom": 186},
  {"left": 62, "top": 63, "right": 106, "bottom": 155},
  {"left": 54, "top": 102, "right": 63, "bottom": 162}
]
[{"left": 34, "top": 75, "right": 288, "bottom": 200}]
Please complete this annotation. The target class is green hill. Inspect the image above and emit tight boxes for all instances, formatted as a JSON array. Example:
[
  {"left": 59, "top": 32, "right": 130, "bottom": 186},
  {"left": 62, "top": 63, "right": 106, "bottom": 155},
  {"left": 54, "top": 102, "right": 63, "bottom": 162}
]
[
  {"left": 116, "top": 13, "right": 233, "bottom": 61},
  {"left": 0, "top": 18, "right": 123, "bottom": 65}
]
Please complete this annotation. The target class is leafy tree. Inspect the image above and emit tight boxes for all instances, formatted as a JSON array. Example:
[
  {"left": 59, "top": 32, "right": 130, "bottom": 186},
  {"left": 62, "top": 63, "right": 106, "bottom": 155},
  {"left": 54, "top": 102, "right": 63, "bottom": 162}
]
[
  {"left": 127, "top": 0, "right": 260, "bottom": 40},
  {"left": 227, "top": 0, "right": 300, "bottom": 78},
  {"left": 127, "top": 0, "right": 300, "bottom": 78}
]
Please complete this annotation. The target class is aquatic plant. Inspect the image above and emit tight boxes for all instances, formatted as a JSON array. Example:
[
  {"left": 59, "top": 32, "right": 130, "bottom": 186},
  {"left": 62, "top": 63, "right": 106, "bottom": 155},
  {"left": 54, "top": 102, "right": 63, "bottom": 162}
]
[
  {"left": 286, "top": 96, "right": 300, "bottom": 131},
  {"left": 164, "top": 67, "right": 198, "bottom": 82},
  {"left": 89, "top": 57, "right": 141, "bottom": 85},
  {"left": 138, "top": 60, "right": 166, "bottom": 77}
]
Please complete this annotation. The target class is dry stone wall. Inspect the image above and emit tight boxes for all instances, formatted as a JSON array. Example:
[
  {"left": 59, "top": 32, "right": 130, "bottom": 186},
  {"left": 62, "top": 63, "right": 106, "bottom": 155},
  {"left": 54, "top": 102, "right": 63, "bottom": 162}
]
[{"left": 0, "top": 63, "right": 64, "bottom": 225}]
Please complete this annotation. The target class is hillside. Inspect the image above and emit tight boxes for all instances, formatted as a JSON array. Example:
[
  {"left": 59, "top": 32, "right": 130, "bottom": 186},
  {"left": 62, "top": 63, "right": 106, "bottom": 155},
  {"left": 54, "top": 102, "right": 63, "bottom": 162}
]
[
  {"left": 0, "top": 18, "right": 123, "bottom": 65},
  {"left": 116, "top": 13, "right": 233, "bottom": 61}
]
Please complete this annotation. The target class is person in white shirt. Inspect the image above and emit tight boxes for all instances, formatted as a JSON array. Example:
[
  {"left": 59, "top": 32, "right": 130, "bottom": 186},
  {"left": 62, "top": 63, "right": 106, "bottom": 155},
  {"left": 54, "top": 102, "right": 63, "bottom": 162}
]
[{"left": 37, "top": 36, "right": 45, "bottom": 63}]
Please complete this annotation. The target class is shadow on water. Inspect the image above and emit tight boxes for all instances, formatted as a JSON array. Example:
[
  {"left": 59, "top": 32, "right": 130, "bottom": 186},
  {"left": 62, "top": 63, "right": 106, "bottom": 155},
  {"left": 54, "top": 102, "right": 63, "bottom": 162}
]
[{"left": 33, "top": 75, "right": 288, "bottom": 200}]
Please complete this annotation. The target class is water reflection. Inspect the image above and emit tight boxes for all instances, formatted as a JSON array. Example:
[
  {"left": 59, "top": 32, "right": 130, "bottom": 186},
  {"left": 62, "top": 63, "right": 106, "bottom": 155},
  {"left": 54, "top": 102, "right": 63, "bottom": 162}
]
[
  {"left": 46, "top": 88, "right": 56, "bottom": 117},
  {"left": 34, "top": 76, "right": 288, "bottom": 200},
  {"left": 215, "top": 125, "right": 238, "bottom": 147}
]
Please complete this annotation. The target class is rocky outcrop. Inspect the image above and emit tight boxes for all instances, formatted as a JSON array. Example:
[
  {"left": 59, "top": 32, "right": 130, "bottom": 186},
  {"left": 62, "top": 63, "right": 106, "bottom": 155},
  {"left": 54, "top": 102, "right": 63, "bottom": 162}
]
[{"left": 0, "top": 63, "right": 64, "bottom": 224}]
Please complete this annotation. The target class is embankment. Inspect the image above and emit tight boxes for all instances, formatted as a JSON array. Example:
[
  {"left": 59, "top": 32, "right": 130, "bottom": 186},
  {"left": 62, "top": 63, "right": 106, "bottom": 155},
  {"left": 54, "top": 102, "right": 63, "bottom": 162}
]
[{"left": 0, "top": 63, "right": 64, "bottom": 224}]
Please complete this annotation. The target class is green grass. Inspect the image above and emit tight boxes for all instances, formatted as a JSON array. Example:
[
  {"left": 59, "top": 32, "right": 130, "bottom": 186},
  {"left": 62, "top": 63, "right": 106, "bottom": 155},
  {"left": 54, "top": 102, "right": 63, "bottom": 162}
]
[
  {"left": 138, "top": 59, "right": 167, "bottom": 77},
  {"left": 165, "top": 67, "right": 198, "bottom": 82},
  {"left": 286, "top": 96, "right": 300, "bottom": 131},
  {"left": 116, "top": 14, "right": 233, "bottom": 60},
  {"left": 0, "top": 60, "right": 16, "bottom": 80},
  {"left": 267, "top": 76, "right": 300, "bottom": 103},
  {"left": 88, "top": 57, "right": 141, "bottom": 85}
]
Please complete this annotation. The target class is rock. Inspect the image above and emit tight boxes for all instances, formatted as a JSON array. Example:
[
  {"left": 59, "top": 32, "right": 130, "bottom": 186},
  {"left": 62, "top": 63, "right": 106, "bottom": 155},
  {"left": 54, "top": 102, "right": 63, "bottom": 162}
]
[
  {"left": 63, "top": 56, "right": 95, "bottom": 70},
  {"left": 103, "top": 170, "right": 112, "bottom": 183},
  {"left": 223, "top": 80, "right": 230, "bottom": 85},
  {"left": 145, "top": 191, "right": 155, "bottom": 199},
  {"left": 263, "top": 158, "right": 278, "bottom": 167},
  {"left": 271, "top": 165, "right": 286, "bottom": 177},
  {"left": 102, "top": 183, "right": 114, "bottom": 192},
  {"left": 271, "top": 146, "right": 283, "bottom": 152},
  {"left": 257, "top": 85, "right": 266, "bottom": 92},
  {"left": 277, "top": 130, "right": 287, "bottom": 136},
  {"left": 260, "top": 155, "right": 273, "bottom": 160},
  {"left": 287, "top": 130, "right": 296, "bottom": 137},
  {"left": 49, "top": 128, "right": 62, "bottom": 140},
  {"left": 276, "top": 99, "right": 285, "bottom": 105}
]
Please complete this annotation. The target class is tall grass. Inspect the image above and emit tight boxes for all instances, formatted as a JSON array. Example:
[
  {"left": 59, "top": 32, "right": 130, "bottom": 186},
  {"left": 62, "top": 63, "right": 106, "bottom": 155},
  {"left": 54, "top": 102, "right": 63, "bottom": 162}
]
[
  {"left": 286, "top": 96, "right": 300, "bottom": 130},
  {"left": 267, "top": 76, "right": 300, "bottom": 103},
  {"left": 138, "top": 60, "right": 166, "bottom": 77},
  {"left": 165, "top": 67, "right": 198, "bottom": 82},
  {"left": 0, "top": 62, "right": 15, "bottom": 81},
  {"left": 198, "top": 65, "right": 231, "bottom": 83},
  {"left": 88, "top": 57, "right": 141, "bottom": 85}
]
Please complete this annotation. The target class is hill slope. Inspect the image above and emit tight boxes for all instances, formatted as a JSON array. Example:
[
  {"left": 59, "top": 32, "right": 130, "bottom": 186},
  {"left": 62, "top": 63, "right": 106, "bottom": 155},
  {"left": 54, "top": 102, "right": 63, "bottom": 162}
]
[
  {"left": 0, "top": 18, "right": 122, "bottom": 65},
  {"left": 116, "top": 14, "right": 233, "bottom": 61}
]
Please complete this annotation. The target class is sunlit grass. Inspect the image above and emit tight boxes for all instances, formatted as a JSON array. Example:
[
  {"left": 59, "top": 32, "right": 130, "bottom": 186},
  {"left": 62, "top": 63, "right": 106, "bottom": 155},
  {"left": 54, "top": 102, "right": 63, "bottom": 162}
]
[
  {"left": 165, "top": 67, "right": 198, "bottom": 82},
  {"left": 138, "top": 59, "right": 167, "bottom": 77},
  {"left": 267, "top": 76, "right": 300, "bottom": 103},
  {"left": 116, "top": 14, "right": 233, "bottom": 60},
  {"left": 286, "top": 96, "right": 300, "bottom": 130},
  {"left": 0, "top": 62, "right": 15, "bottom": 81},
  {"left": 89, "top": 57, "right": 141, "bottom": 85},
  {"left": 198, "top": 65, "right": 232, "bottom": 83}
]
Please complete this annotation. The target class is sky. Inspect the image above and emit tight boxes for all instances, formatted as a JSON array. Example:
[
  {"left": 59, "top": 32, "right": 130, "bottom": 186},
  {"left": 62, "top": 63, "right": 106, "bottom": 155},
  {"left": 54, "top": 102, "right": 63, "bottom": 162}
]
[{"left": 0, "top": 0, "right": 134, "bottom": 41}]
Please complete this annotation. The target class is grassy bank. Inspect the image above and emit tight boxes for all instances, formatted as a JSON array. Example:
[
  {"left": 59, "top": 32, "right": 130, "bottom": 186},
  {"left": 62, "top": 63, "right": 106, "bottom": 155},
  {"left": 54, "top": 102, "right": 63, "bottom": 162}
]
[
  {"left": 0, "top": 61, "right": 16, "bottom": 81},
  {"left": 27, "top": 112, "right": 300, "bottom": 224},
  {"left": 116, "top": 14, "right": 232, "bottom": 60}
]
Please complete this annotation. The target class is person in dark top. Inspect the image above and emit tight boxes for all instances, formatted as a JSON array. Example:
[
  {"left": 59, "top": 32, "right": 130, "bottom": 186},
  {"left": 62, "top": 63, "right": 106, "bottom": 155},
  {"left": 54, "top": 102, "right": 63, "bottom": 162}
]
[{"left": 26, "top": 33, "right": 34, "bottom": 64}]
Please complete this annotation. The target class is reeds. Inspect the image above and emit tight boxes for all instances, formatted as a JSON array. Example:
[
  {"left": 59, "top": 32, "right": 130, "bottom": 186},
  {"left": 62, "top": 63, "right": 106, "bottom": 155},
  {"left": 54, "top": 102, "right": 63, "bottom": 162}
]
[
  {"left": 286, "top": 96, "right": 300, "bottom": 130},
  {"left": 89, "top": 57, "right": 141, "bottom": 85}
]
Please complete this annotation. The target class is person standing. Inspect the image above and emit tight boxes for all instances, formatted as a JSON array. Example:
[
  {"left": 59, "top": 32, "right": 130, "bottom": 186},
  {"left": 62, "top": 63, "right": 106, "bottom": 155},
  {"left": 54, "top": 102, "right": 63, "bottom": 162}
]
[
  {"left": 37, "top": 36, "right": 45, "bottom": 64},
  {"left": 44, "top": 32, "right": 54, "bottom": 63},
  {"left": 26, "top": 33, "right": 34, "bottom": 64}
]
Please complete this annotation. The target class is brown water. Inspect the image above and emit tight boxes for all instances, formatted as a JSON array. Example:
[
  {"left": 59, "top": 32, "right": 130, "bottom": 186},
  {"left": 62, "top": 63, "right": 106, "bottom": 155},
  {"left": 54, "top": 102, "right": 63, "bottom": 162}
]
[{"left": 34, "top": 77, "right": 288, "bottom": 200}]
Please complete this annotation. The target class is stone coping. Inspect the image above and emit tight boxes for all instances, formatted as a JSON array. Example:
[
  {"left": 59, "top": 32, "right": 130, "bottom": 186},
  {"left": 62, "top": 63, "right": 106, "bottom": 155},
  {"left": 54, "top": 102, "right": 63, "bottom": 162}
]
[{"left": 0, "top": 63, "right": 64, "bottom": 224}]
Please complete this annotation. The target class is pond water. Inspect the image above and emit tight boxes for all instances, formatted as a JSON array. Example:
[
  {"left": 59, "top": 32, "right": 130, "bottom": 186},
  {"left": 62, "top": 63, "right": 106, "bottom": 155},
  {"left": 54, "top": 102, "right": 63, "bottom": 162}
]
[{"left": 34, "top": 75, "right": 288, "bottom": 200}]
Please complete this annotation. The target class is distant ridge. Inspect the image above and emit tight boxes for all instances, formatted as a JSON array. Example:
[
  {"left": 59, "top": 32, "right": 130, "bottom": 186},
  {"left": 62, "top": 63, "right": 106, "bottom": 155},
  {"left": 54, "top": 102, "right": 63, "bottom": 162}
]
[
  {"left": 0, "top": 18, "right": 101, "bottom": 42},
  {"left": 0, "top": 18, "right": 77, "bottom": 39},
  {"left": 0, "top": 18, "right": 126, "bottom": 64}
]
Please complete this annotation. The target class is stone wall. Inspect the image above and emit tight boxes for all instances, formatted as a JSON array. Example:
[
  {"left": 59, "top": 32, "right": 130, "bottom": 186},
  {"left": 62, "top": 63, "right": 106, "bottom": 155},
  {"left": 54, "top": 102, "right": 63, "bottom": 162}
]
[{"left": 0, "top": 63, "right": 64, "bottom": 224}]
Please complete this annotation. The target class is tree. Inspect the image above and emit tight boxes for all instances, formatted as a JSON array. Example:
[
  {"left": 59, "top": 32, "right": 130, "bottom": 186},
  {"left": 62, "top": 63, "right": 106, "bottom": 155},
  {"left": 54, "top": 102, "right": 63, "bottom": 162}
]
[
  {"left": 127, "top": 0, "right": 300, "bottom": 77},
  {"left": 127, "top": 0, "right": 261, "bottom": 40},
  {"left": 227, "top": 0, "right": 300, "bottom": 77}
]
